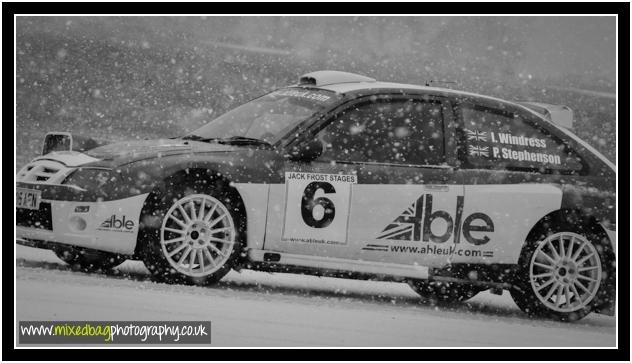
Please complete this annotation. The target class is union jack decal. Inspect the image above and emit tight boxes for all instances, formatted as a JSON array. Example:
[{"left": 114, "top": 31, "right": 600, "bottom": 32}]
[
  {"left": 468, "top": 145, "right": 489, "bottom": 157},
  {"left": 376, "top": 198, "right": 423, "bottom": 241},
  {"left": 465, "top": 129, "right": 487, "bottom": 142}
]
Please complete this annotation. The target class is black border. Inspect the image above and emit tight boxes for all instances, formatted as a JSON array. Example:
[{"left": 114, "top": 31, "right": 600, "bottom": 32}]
[
  {"left": 3, "top": 2, "right": 630, "bottom": 361},
  {"left": 2, "top": 1, "right": 632, "bottom": 14}
]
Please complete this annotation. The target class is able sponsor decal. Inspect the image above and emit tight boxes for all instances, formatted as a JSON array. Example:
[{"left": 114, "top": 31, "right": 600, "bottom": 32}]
[
  {"left": 366, "top": 243, "right": 494, "bottom": 258},
  {"left": 282, "top": 172, "right": 357, "bottom": 245},
  {"left": 377, "top": 194, "right": 493, "bottom": 245},
  {"left": 97, "top": 214, "right": 135, "bottom": 233},
  {"left": 370, "top": 194, "right": 494, "bottom": 258}
]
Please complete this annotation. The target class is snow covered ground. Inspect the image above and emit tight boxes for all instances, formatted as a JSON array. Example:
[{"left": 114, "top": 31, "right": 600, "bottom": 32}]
[{"left": 15, "top": 244, "right": 616, "bottom": 347}]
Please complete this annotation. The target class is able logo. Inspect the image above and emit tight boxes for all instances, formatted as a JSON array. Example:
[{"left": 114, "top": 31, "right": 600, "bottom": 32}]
[
  {"left": 98, "top": 215, "right": 135, "bottom": 232},
  {"left": 377, "top": 194, "right": 493, "bottom": 245}
]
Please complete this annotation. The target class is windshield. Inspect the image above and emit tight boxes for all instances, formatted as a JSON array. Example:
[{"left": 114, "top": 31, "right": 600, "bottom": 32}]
[{"left": 187, "top": 88, "right": 341, "bottom": 144}]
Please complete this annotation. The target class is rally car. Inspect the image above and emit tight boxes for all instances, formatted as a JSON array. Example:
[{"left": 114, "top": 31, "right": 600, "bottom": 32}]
[{"left": 16, "top": 70, "right": 616, "bottom": 321}]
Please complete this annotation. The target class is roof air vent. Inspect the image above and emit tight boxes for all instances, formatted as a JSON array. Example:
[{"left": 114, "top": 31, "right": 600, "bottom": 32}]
[
  {"left": 298, "top": 70, "right": 376, "bottom": 87},
  {"left": 518, "top": 102, "right": 574, "bottom": 129}
]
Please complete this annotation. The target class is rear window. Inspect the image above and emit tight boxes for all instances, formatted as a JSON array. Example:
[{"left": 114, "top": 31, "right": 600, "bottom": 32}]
[{"left": 455, "top": 104, "right": 584, "bottom": 173}]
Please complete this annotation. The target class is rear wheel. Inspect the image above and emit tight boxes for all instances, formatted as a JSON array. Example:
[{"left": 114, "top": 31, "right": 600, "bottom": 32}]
[
  {"left": 408, "top": 280, "right": 483, "bottom": 304},
  {"left": 511, "top": 228, "right": 608, "bottom": 321},
  {"left": 53, "top": 246, "right": 125, "bottom": 272},
  {"left": 139, "top": 177, "right": 244, "bottom": 286}
]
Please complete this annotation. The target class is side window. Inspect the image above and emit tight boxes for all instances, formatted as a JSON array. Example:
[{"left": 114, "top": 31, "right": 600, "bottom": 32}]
[
  {"left": 456, "top": 103, "right": 584, "bottom": 173},
  {"left": 316, "top": 98, "right": 445, "bottom": 166}
]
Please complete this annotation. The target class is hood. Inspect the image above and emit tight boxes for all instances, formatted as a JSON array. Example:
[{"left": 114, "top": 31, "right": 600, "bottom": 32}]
[
  {"left": 32, "top": 151, "right": 102, "bottom": 167},
  {"left": 85, "top": 138, "right": 237, "bottom": 163}
]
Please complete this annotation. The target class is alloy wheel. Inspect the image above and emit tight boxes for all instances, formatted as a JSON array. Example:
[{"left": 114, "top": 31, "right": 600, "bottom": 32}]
[
  {"left": 529, "top": 232, "right": 602, "bottom": 313},
  {"left": 160, "top": 194, "right": 236, "bottom": 277}
]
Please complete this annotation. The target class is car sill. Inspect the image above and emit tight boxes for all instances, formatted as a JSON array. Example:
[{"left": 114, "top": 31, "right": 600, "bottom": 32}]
[{"left": 248, "top": 249, "right": 429, "bottom": 279}]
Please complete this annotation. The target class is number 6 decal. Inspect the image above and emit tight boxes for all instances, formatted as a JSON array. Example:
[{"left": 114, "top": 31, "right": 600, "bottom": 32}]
[
  {"left": 301, "top": 182, "right": 336, "bottom": 228},
  {"left": 283, "top": 172, "right": 357, "bottom": 245}
]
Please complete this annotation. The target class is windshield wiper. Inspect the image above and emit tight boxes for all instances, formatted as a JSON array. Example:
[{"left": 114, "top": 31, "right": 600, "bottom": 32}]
[
  {"left": 180, "top": 134, "right": 206, "bottom": 141},
  {"left": 216, "top": 136, "right": 272, "bottom": 146},
  {"left": 180, "top": 135, "right": 272, "bottom": 147}
]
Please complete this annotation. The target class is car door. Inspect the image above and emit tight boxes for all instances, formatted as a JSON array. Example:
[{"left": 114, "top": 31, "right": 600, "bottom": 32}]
[
  {"left": 451, "top": 98, "right": 587, "bottom": 265},
  {"left": 264, "top": 93, "right": 464, "bottom": 268}
]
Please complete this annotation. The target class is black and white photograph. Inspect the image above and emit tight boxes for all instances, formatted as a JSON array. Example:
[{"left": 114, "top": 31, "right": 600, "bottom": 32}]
[{"left": 10, "top": 8, "right": 623, "bottom": 353}]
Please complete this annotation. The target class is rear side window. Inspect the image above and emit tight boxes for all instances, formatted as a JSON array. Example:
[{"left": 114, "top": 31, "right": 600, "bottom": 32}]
[
  {"left": 456, "top": 104, "right": 584, "bottom": 173},
  {"left": 317, "top": 98, "right": 445, "bottom": 166}
]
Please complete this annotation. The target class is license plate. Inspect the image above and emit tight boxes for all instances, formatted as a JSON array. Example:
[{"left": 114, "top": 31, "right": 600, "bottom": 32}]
[{"left": 16, "top": 188, "right": 41, "bottom": 210}]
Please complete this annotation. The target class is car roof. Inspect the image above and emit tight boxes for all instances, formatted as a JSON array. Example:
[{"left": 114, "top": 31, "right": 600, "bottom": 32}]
[
  {"left": 292, "top": 70, "right": 574, "bottom": 132},
  {"left": 313, "top": 81, "right": 515, "bottom": 105},
  {"left": 292, "top": 71, "right": 521, "bottom": 108}
]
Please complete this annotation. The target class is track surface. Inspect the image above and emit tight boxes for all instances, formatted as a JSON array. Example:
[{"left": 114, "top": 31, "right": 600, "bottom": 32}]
[{"left": 15, "top": 245, "right": 616, "bottom": 347}]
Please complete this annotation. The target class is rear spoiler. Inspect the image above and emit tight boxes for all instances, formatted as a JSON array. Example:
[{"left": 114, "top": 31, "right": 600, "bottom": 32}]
[
  {"left": 517, "top": 102, "right": 574, "bottom": 129},
  {"left": 42, "top": 132, "right": 108, "bottom": 156}
]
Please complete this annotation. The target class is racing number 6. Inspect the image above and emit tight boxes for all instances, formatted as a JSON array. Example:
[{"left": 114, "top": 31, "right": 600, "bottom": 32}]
[{"left": 301, "top": 182, "right": 336, "bottom": 228}]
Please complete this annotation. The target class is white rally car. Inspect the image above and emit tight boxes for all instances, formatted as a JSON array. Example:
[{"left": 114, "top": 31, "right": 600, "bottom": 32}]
[{"left": 16, "top": 71, "right": 616, "bottom": 321}]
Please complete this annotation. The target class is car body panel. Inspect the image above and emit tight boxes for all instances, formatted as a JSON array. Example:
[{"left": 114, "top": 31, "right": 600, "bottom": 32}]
[
  {"left": 456, "top": 184, "right": 562, "bottom": 264},
  {"left": 233, "top": 183, "right": 270, "bottom": 251},
  {"left": 17, "top": 193, "right": 148, "bottom": 255},
  {"left": 263, "top": 178, "right": 564, "bottom": 267}
]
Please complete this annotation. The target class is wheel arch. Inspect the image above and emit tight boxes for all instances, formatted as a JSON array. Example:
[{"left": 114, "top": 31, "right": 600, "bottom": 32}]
[
  {"left": 524, "top": 208, "right": 613, "bottom": 252},
  {"left": 521, "top": 207, "right": 616, "bottom": 315},
  {"left": 133, "top": 167, "right": 248, "bottom": 257}
]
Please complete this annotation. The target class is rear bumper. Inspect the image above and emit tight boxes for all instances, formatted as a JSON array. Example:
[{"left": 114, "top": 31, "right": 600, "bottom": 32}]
[
  {"left": 16, "top": 193, "right": 149, "bottom": 255},
  {"left": 594, "top": 225, "right": 616, "bottom": 316},
  {"left": 602, "top": 225, "right": 616, "bottom": 251}
]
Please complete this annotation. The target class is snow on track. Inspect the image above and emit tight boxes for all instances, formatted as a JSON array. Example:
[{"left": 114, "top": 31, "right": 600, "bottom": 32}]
[{"left": 16, "top": 245, "right": 616, "bottom": 347}]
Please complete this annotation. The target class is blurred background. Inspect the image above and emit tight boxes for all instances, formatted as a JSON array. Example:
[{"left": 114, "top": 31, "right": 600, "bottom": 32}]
[{"left": 15, "top": 16, "right": 616, "bottom": 168}]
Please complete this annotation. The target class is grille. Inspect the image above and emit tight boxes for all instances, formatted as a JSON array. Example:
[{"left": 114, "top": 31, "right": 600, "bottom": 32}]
[
  {"left": 16, "top": 202, "right": 53, "bottom": 230},
  {"left": 16, "top": 160, "right": 67, "bottom": 183}
]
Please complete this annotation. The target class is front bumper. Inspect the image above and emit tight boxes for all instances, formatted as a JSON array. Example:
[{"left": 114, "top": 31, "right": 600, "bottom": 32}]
[{"left": 16, "top": 186, "right": 149, "bottom": 255}]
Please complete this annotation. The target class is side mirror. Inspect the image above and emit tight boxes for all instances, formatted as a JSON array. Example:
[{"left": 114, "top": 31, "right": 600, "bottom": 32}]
[
  {"left": 42, "top": 132, "right": 106, "bottom": 155},
  {"left": 287, "top": 139, "right": 323, "bottom": 162}
]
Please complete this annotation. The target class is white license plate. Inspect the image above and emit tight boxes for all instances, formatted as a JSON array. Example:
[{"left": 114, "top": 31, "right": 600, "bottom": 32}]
[{"left": 16, "top": 188, "right": 41, "bottom": 210}]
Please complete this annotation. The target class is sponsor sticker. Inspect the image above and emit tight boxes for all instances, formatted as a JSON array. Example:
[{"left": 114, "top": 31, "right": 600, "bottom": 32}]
[
  {"left": 282, "top": 172, "right": 357, "bottom": 245},
  {"left": 367, "top": 194, "right": 495, "bottom": 258},
  {"left": 365, "top": 243, "right": 494, "bottom": 258},
  {"left": 97, "top": 214, "right": 135, "bottom": 233},
  {"left": 270, "top": 89, "right": 332, "bottom": 103},
  {"left": 377, "top": 194, "right": 494, "bottom": 246}
]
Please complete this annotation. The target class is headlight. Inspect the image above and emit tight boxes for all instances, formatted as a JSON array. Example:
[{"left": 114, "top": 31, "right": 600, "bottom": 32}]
[{"left": 63, "top": 168, "right": 117, "bottom": 193}]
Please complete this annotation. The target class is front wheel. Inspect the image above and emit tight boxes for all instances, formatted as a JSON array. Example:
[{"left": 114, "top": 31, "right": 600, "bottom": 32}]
[
  {"left": 139, "top": 178, "right": 244, "bottom": 286},
  {"left": 511, "top": 231, "right": 607, "bottom": 321}
]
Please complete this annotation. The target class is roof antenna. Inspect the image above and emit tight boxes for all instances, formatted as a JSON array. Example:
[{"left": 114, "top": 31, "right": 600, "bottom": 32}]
[{"left": 425, "top": 80, "right": 457, "bottom": 87}]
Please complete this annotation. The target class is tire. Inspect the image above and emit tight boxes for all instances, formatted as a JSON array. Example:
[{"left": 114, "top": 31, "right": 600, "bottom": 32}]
[
  {"left": 53, "top": 245, "right": 125, "bottom": 272},
  {"left": 510, "top": 219, "right": 612, "bottom": 322},
  {"left": 138, "top": 174, "right": 245, "bottom": 286},
  {"left": 408, "top": 280, "right": 483, "bottom": 304}
]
